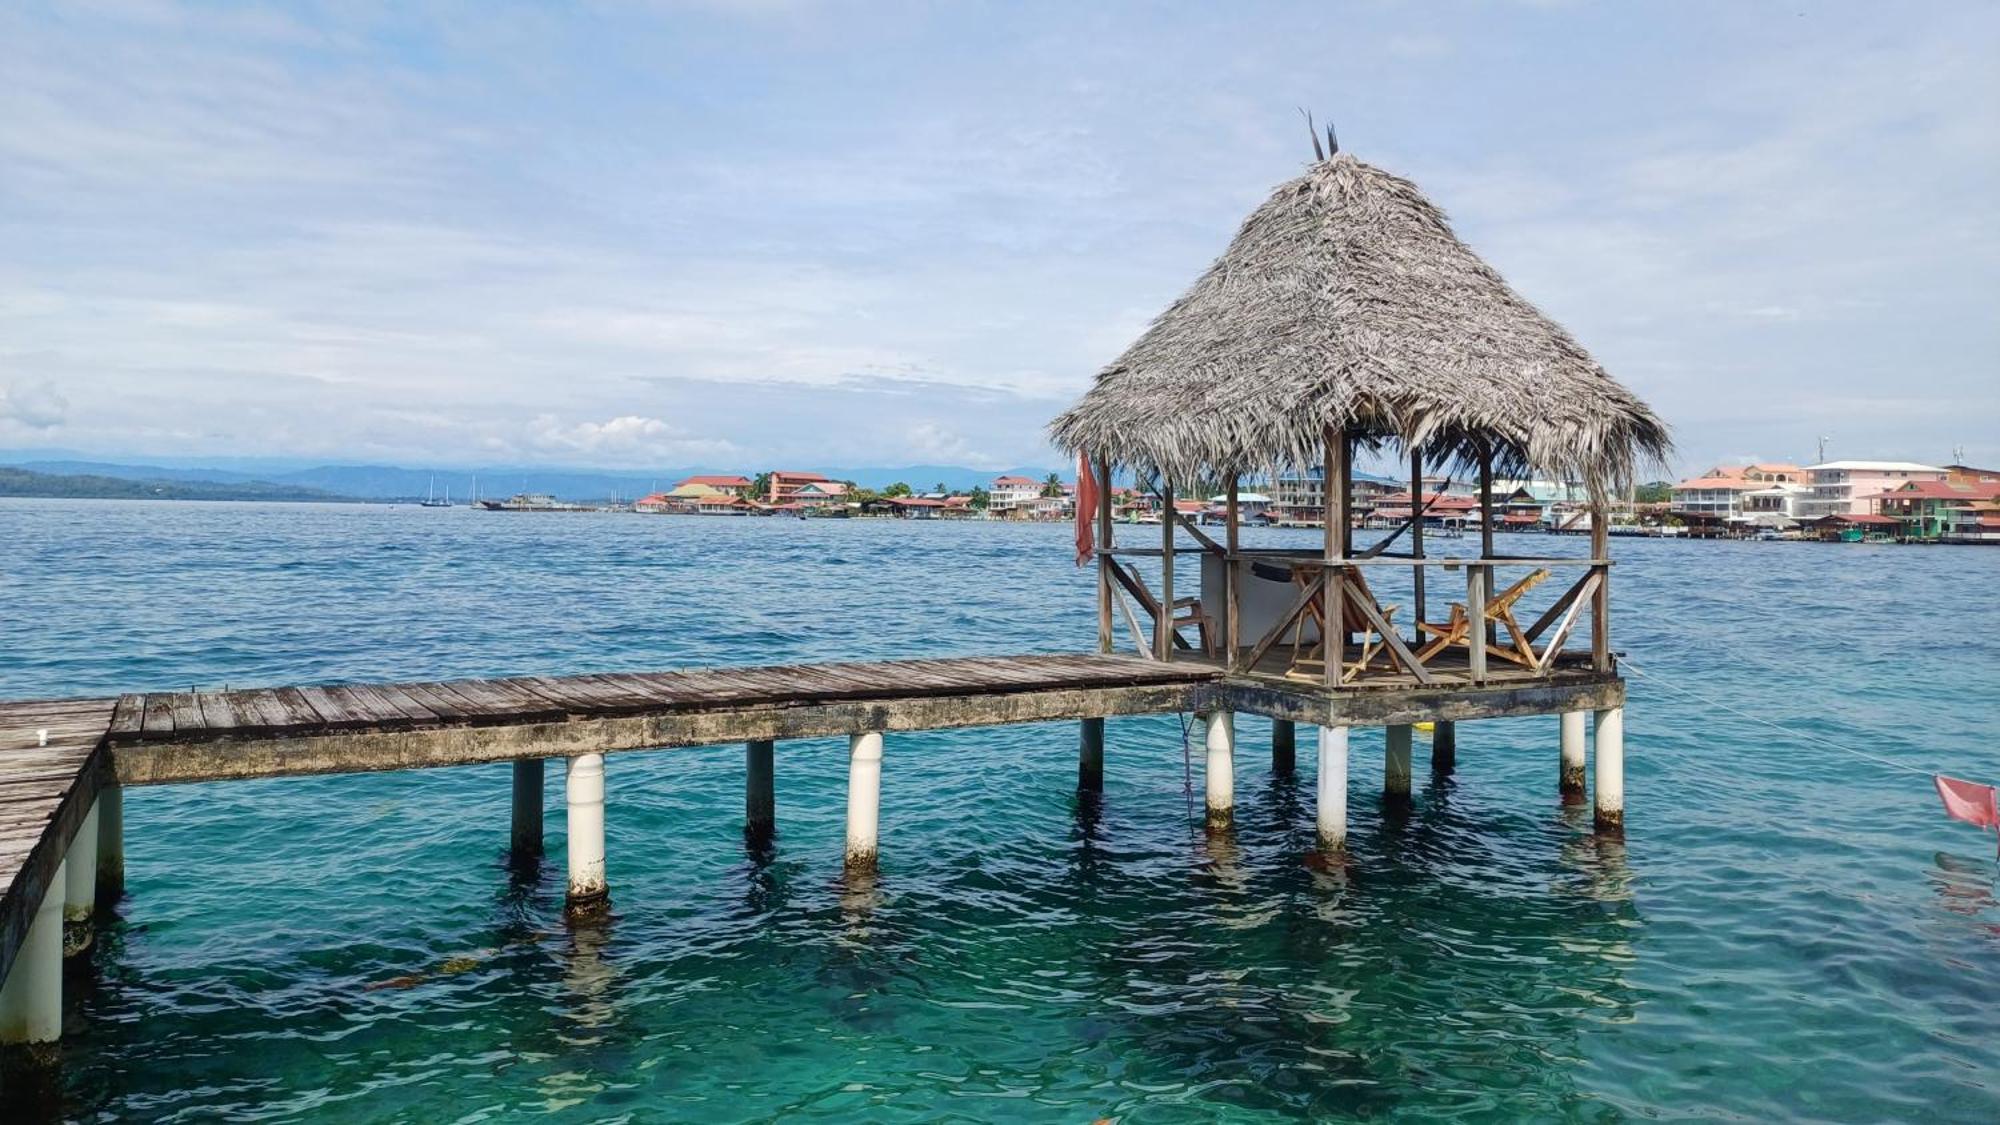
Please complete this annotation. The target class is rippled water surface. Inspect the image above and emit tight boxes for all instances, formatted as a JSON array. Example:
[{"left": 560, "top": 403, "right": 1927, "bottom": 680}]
[{"left": 4, "top": 499, "right": 1998, "bottom": 1122}]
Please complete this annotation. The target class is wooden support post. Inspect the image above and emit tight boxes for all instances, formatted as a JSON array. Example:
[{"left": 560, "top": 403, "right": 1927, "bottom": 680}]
[
  {"left": 1593, "top": 707, "right": 1624, "bottom": 830},
  {"left": 1078, "top": 717, "right": 1104, "bottom": 792},
  {"left": 62, "top": 801, "right": 99, "bottom": 957},
  {"left": 1316, "top": 726, "right": 1348, "bottom": 851},
  {"left": 1096, "top": 456, "right": 1114, "bottom": 654},
  {"left": 564, "top": 754, "right": 607, "bottom": 915},
  {"left": 1271, "top": 718, "right": 1296, "bottom": 775},
  {"left": 1431, "top": 719, "right": 1456, "bottom": 776},
  {"left": 1560, "top": 711, "right": 1587, "bottom": 798},
  {"left": 845, "top": 731, "right": 884, "bottom": 871},
  {"left": 1384, "top": 724, "right": 1413, "bottom": 801},
  {"left": 1203, "top": 710, "right": 1234, "bottom": 829},
  {"left": 1225, "top": 478, "right": 1241, "bottom": 666},
  {"left": 96, "top": 782, "right": 123, "bottom": 904},
  {"left": 1466, "top": 565, "right": 1488, "bottom": 682},
  {"left": 746, "top": 739, "right": 775, "bottom": 840},
  {"left": 511, "top": 759, "right": 544, "bottom": 858},
  {"left": 1478, "top": 446, "right": 1497, "bottom": 649},
  {"left": 1410, "top": 448, "right": 1426, "bottom": 634},
  {"left": 1324, "top": 428, "right": 1347, "bottom": 689},
  {"left": 0, "top": 859, "right": 64, "bottom": 1050},
  {"left": 1156, "top": 477, "right": 1175, "bottom": 663},
  {"left": 1590, "top": 501, "right": 1612, "bottom": 673}
]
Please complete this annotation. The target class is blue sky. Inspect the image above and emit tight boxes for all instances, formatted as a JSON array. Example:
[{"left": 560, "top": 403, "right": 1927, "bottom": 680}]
[{"left": 2, "top": 0, "right": 1995, "bottom": 476}]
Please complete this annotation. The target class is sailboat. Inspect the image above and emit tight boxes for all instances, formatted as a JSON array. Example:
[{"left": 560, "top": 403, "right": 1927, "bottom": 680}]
[{"left": 420, "top": 477, "right": 451, "bottom": 507}]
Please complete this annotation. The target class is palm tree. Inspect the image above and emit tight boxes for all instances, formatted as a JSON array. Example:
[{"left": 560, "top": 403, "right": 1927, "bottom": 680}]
[{"left": 1040, "top": 472, "right": 1064, "bottom": 498}]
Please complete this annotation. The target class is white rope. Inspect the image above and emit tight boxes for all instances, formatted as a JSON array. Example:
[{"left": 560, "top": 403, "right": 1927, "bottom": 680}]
[{"left": 1621, "top": 657, "right": 1935, "bottom": 779}]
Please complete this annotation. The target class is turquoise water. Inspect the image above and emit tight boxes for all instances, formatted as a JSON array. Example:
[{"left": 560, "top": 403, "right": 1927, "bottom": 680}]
[{"left": 4, "top": 499, "right": 1998, "bottom": 1122}]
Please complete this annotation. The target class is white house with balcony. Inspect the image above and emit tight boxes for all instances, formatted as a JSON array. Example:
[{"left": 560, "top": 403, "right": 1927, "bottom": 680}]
[
  {"left": 988, "top": 475, "right": 1042, "bottom": 515},
  {"left": 1802, "top": 461, "right": 1947, "bottom": 519}
]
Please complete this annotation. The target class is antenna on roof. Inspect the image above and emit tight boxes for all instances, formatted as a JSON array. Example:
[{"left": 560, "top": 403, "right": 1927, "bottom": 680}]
[{"left": 1299, "top": 107, "right": 1324, "bottom": 160}]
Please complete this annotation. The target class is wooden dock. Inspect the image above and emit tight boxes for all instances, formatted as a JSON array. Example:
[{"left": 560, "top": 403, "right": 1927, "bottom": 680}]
[{"left": 0, "top": 648, "right": 1621, "bottom": 1057}]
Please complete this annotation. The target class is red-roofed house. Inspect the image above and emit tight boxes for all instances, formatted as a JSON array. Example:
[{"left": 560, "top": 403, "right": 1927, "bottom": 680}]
[
  {"left": 1873, "top": 477, "right": 2000, "bottom": 541},
  {"left": 989, "top": 475, "right": 1042, "bottom": 516},
  {"left": 768, "top": 471, "right": 833, "bottom": 504},
  {"left": 677, "top": 474, "right": 753, "bottom": 497}
]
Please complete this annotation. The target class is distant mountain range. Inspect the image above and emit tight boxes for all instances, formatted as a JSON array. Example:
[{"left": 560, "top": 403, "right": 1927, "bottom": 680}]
[
  {"left": 0, "top": 466, "right": 352, "bottom": 503},
  {"left": 0, "top": 454, "right": 1073, "bottom": 503}
]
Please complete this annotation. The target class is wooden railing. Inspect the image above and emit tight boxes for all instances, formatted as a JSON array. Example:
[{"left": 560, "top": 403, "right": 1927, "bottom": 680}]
[{"left": 1102, "top": 547, "right": 1612, "bottom": 687}]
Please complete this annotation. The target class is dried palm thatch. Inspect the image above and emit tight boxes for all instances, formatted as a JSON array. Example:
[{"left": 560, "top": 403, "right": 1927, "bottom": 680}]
[{"left": 1049, "top": 154, "right": 1670, "bottom": 496}]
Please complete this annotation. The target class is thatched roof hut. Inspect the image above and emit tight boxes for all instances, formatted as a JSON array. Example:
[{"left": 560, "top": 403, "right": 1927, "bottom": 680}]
[{"left": 1049, "top": 154, "right": 1669, "bottom": 497}]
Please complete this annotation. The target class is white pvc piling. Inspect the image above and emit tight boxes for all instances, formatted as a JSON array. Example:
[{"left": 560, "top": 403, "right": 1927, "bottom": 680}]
[
  {"left": 1204, "top": 710, "right": 1235, "bottom": 828},
  {"left": 1078, "top": 718, "right": 1104, "bottom": 792},
  {"left": 1593, "top": 707, "right": 1625, "bottom": 830},
  {"left": 845, "top": 732, "right": 884, "bottom": 871},
  {"left": 1316, "top": 726, "right": 1349, "bottom": 851},
  {"left": 746, "top": 739, "right": 776, "bottom": 839},
  {"left": 96, "top": 783, "right": 124, "bottom": 903},
  {"left": 62, "top": 802, "right": 99, "bottom": 956},
  {"left": 511, "top": 759, "right": 544, "bottom": 857},
  {"left": 1560, "top": 711, "right": 1588, "bottom": 797},
  {"left": 1385, "top": 725, "right": 1413, "bottom": 800},
  {"left": 564, "top": 754, "right": 607, "bottom": 913},
  {"left": 0, "top": 860, "right": 64, "bottom": 1046}
]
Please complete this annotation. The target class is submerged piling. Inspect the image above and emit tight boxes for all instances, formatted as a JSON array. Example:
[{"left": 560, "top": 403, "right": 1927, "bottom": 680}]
[
  {"left": 1431, "top": 720, "right": 1456, "bottom": 776},
  {"left": 1078, "top": 718, "right": 1104, "bottom": 793},
  {"left": 1204, "top": 711, "right": 1234, "bottom": 829},
  {"left": 1271, "top": 718, "right": 1296, "bottom": 774},
  {"left": 61, "top": 803, "right": 98, "bottom": 957},
  {"left": 511, "top": 759, "right": 545, "bottom": 859},
  {"left": 1316, "top": 726, "right": 1348, "bottom": 851},
  {"left": 0, "top": 861, "right": 64, "bottom": 1058},
  {"left": 845, "top": 732, "right": 883, "bottom": 872},
  {"left": 746, "top": 739, "right": 776, "bottom": 842},
  {"left": 564, "top": 754, "right": 607, "bottom": 915},
  {"left": 1593, "top": 707, "right": 1624, "bottom": 831},
  {"left": 1560, "top": 711, "right": 1587, "bottom": 799},
  {"left": 96, "top": 783, "right": 123, "bottom": 905},
  {"left": 1384, "top": 725, "right": 1413, "bottom": 802}
]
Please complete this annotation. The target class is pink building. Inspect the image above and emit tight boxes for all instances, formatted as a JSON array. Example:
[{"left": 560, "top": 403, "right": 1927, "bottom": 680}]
[{"left": 1803, "top": 461, "right": 1947, "bottom": 518}]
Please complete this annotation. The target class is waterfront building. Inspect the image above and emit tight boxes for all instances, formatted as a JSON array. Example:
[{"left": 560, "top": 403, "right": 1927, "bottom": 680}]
[
  {"left": 1670, "top": 464, "right": 1811, "bottom": 529},
  {"left": 789, "top": 480, "right": 849, "bottom": 508},
  {"left": 987, "top": 475, "right": 1042, "bottom": 515},
  {"left": 767, "top": 471, "right": 834, "bottom": 504},
  {"left": 1873, "top": 477, "right": 2000, "bottom": 542},
  {"left": 676, "top": 474, "right": 754, "bottom": 497},
  {"left": 1802, "top": 460, "right": 1946, "bottom": 519}
]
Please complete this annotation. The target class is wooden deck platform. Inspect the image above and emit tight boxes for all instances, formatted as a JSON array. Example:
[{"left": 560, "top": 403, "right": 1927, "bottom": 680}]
[
  {"left": 0, "top": 649, "right": 1622, "bottom": 992},
  {"left": 0, "top": 697, "right": 114, "bottom": 980}
]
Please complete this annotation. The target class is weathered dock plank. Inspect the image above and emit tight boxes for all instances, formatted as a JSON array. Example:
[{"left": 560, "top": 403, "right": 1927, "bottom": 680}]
[
  {"left": 103, "top": 655, "right": 1223, "bottom": 785},
  {"left": 0, "top": 697, "right": 113, "bottom": 988}
]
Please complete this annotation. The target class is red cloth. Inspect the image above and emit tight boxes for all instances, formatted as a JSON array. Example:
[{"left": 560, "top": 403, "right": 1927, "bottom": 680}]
[
  {"left": 1934, "top": 775, "right": 1999, "bottom": 830},
  {"left": 1075, "top": 454, "right": 1099, "bottom": 566}
]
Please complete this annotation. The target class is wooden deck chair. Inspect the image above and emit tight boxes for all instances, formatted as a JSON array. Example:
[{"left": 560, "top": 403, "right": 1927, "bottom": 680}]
[
  {"left": 1169, "top": 594, "right": 1216, "bottom": 656},
  {"left": 1415, "top": 568, "right": 1551, "bottom": 669},
  {"left": 1255, "top": 562, "right": 1399, "bottom": 683}
]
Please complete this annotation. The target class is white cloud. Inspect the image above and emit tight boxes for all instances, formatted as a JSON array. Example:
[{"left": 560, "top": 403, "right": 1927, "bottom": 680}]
[
  {"left": 0, "top": 1, "right": 1994, "bottom": 475},
  {"left": 0, "top": 380, "right": 69, "bottom": 429},
  {"left": 521, "top": 414, "right": 738, "bottom": 463}
]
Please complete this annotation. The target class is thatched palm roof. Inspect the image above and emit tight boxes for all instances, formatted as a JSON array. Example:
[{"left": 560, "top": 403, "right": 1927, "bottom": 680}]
[{"left": 1049, "top": 154, "right": 1669, "bottom": 494}]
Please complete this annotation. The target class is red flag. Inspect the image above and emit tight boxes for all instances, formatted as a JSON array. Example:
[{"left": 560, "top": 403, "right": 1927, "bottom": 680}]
[
  {"left": 1934, "top": 775, "right": 1999, "bottom": 830},
  {"left": 1075, "top": 454, "right": 1100, "bottom": 566}
]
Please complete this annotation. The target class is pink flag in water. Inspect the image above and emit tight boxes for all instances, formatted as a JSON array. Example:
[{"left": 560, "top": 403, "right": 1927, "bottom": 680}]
[{"left": 1934, "top": 775, "right": 1999, "bottom": 830}]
